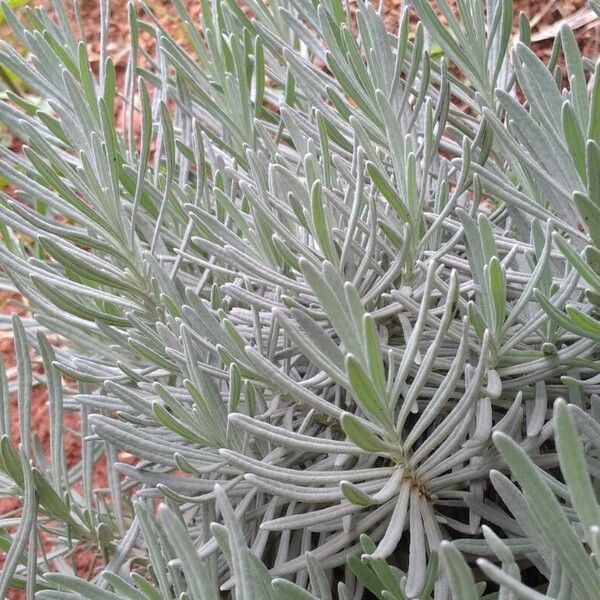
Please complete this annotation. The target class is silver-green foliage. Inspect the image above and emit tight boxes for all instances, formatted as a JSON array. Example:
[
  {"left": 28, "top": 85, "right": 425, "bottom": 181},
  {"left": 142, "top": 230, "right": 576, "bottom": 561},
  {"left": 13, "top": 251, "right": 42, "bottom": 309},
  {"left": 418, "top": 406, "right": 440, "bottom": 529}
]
[{"left": 0, "top": 0, "right": 599, "bottom": 598}]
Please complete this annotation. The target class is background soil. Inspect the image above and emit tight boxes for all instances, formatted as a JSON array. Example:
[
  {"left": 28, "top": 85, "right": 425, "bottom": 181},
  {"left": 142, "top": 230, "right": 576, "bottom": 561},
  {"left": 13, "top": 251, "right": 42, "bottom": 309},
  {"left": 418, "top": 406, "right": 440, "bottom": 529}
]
[{"left": 0, "top": 0, "right": 598, "bottom": 597}]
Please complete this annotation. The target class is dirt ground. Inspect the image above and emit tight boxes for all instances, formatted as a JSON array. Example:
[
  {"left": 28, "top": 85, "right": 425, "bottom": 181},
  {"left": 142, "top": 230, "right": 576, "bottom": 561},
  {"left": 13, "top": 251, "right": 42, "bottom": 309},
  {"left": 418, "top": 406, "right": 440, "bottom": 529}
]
[{"left": 0, "top": 0, "right": 598, "bottom": 597}]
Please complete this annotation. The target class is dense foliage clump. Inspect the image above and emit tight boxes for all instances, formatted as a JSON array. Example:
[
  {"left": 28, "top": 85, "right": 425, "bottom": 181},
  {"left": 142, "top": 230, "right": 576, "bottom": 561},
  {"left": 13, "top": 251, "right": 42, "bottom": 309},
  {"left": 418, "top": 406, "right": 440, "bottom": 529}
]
[{"left": 1, "top": 0, "right": 600, "bottom": 598}]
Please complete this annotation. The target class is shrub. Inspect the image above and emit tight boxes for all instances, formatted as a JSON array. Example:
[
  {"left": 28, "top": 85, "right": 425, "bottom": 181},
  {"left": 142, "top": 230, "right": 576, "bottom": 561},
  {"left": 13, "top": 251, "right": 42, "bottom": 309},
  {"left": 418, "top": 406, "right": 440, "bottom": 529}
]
[{"left": 0, "top": 0, "right": 599, "bottom": 598}]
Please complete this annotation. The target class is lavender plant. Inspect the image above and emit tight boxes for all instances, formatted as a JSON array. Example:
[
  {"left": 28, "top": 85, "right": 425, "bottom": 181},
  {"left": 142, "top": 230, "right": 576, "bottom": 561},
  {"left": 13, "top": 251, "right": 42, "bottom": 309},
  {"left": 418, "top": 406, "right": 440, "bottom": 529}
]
[{"left": 0, "top": 0, "right": 598, "bottom": 598}]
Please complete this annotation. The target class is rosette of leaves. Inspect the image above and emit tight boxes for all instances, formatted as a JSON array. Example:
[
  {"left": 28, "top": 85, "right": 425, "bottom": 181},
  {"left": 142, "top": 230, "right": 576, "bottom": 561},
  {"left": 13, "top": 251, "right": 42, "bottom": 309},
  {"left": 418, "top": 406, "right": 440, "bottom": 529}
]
[{"left": 0, "top": 0, "right": 598, "bottom": 599}]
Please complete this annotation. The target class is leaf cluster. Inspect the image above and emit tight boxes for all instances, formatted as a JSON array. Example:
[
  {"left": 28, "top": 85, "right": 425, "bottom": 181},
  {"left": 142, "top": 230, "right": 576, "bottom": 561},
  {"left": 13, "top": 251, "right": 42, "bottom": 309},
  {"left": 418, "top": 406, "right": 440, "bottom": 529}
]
[{"left": 0, "top": 0, "right": 599, "bottom": 598}]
